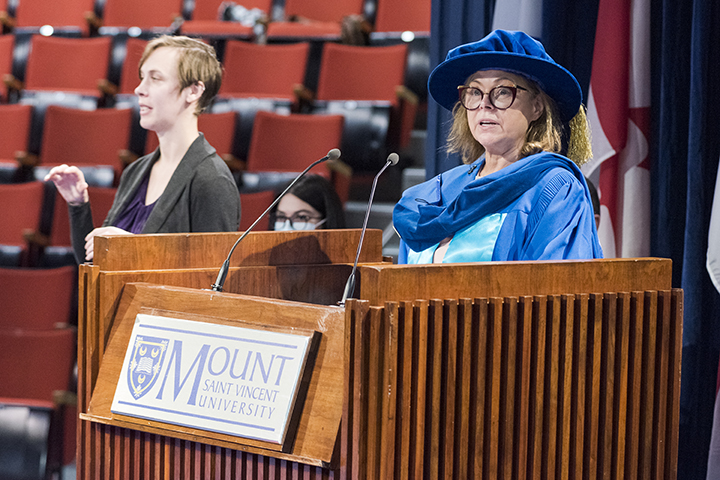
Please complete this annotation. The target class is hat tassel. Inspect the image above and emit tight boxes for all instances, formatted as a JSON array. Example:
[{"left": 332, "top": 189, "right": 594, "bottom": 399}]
[{"left": 567, "top": 105, "right": 593, "bottom": 166}]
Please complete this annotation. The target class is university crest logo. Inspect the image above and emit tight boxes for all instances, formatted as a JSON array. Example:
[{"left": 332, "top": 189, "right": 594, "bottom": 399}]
[{"left": 127, "top": 336, "right": 169, "bottom": 400}]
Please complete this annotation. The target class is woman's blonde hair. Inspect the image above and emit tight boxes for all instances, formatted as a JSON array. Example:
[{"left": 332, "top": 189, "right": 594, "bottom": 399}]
[
  {"left": 446, "top": 74, "right": 592, "bottom": 166},
  {"left": 139, "top": 35, "right": 223, "bottom": 115}
]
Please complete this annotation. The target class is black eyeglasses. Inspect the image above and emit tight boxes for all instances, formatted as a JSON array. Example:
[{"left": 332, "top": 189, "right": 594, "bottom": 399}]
[
  {"left": 457, "top": 84, "right": 528, "bottom": 110},
  {"left": 274, "top": 212, "right": 325, "bottom": 230}
]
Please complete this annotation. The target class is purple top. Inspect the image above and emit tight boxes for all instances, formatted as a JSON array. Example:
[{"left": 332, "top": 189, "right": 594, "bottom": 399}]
[{"left": 113, "top": 174, "right": 157, "bottom": 234}]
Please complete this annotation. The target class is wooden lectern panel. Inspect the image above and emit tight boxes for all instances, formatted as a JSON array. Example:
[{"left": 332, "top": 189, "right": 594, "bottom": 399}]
[
  {"left": 77, "top": 230, "right": 385, "bottom": 480},
  {"left": 83, "top": 283, "right": 345, "bottom": 465},
  {"left": 340, "top": 290, "right": 682, "bottom": 479},
  {"left": 92, "top": 229, "right": 383, "bottom": 271},
  {"left": 355, "top": 257, "right": 672, "bottom": 305}
]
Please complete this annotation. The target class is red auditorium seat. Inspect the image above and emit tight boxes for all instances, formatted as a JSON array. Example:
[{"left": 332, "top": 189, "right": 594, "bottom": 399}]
[
  {"left": 100, "top": 0, "right": 183, "bottom": 31},
  {"left": 180, "top": 0, "right": 271, "bottom": 38},
  {"left": 311, "top": 42, "right": 417, "bottom": 171},
  {"left": 36, "top": 105, "right": 131, "bottom": 179},
  {"left": 219, "top": 40, "right": 310, "bottom": 101},
  {"left": 21, "top": 35, "right": 112, "bottom": 98},
  {"left": 0, "top": 33, "right": 13, "bottom": 101},
  {"left": 372, "top": 0, "right": 431, "bottom": 34},
  {"left": 243, "top": 110, "right": 351, "bottom": 201},
  {"left": 0, "top": 265, "right": 76, "bottom": 330},
  {"left": 0, "top": 104, "right": 32, "bottom": 164},
  {"left": 245, "top": 110, "right": 343, "bottom": 174},
  {"left": 0, "top": 328, "right": 76, "bottom": 400},
  {"left": 239, "top": 190, "right": 275, "bottom": 231},
  {"left": 316, "top": 43, "right": 407, "bottom": 103},
  {"left": 0, "top": 181, "right": 44, "bottom": 265},
  {"left": 0, "top": 328, "right": 77, "bottom": 478},
  {"left": 266, "top": 0, "right": 365, "bottom": 40},
  {"left": 12, "top": 0, "right": 97, "bottom": 35}
]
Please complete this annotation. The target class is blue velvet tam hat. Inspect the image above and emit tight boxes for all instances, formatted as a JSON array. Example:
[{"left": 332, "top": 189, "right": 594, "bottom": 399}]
[{"left": 428, "top": 29, "right": 582, "bottom": 123}]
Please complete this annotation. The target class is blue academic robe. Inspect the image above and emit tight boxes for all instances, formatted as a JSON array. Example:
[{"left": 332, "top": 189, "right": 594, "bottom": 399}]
[{"left": 393, "top": 152, "right": 603, "bottom": 263}]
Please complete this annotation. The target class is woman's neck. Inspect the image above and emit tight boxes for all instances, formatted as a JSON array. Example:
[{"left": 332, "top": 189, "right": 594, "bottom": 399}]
[
  {"left": 479, "top": 152, "right": 517, "bottom": 177},
  {"left": 156, "top": 117, "right": 199, "bottom": 166}
]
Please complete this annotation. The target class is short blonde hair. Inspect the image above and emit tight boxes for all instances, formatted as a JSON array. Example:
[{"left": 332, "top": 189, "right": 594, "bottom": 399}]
[
  {"left": 446, "top": 74, "right": 592, "bottom": 166},
  {"left": 139, "top": 35, "right": 222, "bottom": 115}
]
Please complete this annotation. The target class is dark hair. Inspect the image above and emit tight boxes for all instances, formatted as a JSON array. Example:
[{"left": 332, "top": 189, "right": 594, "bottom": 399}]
[
  {"left": 585, "top": 176, "right": 600, "bottom": 216},
  {"left": 269, "top": 175, "right": 346, "bottom": 229}
]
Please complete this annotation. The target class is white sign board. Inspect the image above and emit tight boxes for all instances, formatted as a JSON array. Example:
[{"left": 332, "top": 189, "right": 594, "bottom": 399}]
[{"left": 111, "top": 313, "right": 313, "bottom": 445}]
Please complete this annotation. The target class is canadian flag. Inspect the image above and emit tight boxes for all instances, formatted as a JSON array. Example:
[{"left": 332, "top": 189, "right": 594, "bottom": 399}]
[{"left": 582, "top": 0, "right": 651, "bottom": 258}]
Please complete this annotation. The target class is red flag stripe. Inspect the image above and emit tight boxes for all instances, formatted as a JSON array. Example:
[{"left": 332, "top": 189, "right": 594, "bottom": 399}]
[{"left": 590, "top": 0, "right": 631, "bottom": 151}]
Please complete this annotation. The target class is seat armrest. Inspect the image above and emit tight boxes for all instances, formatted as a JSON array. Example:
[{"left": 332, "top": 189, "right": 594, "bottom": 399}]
[
  {"left": 222, "top": 154, "right": 246, "bottom": 172},
  {"left": 15, "top": 151, "right": 39, "bottom": 167},
  {"left": 395, "top": 85, "right": 419, "bottom": 106},
  {"left": 3, "top": 73, "right": 23, "bottom": 94},
  {"left": 118, "top": 149, "right": 139, "bottom": 168},
  {"left": 98, "top": 79, "right": 118, "bottom": 97},
  {"left": 23, "top": 229, "right": 50, "bottom": 248}
]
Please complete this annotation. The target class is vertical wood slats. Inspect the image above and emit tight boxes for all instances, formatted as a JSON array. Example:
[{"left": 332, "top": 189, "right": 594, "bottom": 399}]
[
  {"left": 78, "top": 290, "right": 681, "bottom": 479},
  {"left": 341, "top": 290, "right": 681, "bottom": 480}
]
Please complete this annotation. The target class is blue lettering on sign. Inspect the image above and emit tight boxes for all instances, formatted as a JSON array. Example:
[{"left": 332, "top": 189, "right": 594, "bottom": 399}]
[
  {"left": 208, "top": 346, "right": 230, "bottom": 376},
  {"left": 229, "top": 349, "right": 252, "bottom": 380},
  {"left": 155, "top": 340, "right": 210, "bottom": 405}
]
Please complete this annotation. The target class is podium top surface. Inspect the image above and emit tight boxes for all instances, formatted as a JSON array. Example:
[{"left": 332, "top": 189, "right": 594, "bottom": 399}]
[
  {"left": 92, "top": 229, "right": 384, "bottom": 271},
  {"left": 356, "top": 257, "right": 673, "bottom": 304}
]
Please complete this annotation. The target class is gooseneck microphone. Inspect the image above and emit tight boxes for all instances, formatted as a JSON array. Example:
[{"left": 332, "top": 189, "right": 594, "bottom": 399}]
[
  {"left": 338, "top": 152, "right": 399, "bottom": 306},
  {"left": 211, "top": 148, "right": 341, "bottom": 292}
]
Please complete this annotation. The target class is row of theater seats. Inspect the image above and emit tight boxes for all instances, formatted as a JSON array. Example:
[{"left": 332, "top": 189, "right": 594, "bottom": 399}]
[
  {"left": 0, "top": 181, "right": 272, "bottom": 480},
  {"left": 0, "top": 2, "right": 430, "bottom": 474},
  {"left": 0, "top": 0, "right": 430, "bottom": 39},
  {"left": 0, "top": 34, "right": 421, "bottom": 173},
  {"left": 0, "top": 175, "right": 284, "bottom": 268}
]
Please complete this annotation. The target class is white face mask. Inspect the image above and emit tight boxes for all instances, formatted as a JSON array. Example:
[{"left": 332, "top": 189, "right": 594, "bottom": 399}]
[{"left": 274, "top": 217, "right": 327, "bottom": 231}]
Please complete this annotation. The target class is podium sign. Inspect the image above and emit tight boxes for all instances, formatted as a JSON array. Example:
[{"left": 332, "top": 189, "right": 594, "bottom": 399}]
[{"left": 111, "top": 313, "right": 315, "bottom": 445}]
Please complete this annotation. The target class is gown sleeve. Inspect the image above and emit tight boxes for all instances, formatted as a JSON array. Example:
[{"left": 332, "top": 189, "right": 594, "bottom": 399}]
[{"left": 520, "top": 171, "right": 602, "bottom": 260}]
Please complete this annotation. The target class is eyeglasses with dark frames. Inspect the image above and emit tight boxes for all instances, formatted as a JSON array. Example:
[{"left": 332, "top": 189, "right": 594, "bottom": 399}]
[
  {"left": 274, "top": 212, "right": 324, "bottom": 229},
  {"left": 457, "top": 84, "right": 529, "bottom": 110}
]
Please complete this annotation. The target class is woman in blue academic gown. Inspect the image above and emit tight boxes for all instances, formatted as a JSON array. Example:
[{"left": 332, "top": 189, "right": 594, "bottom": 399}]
[{"left": 393, "top": 29, "right": 603, "bottom": 264}]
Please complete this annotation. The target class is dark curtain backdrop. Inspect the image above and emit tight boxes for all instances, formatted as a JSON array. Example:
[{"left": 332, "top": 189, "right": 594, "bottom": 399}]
[
  {"left": 426, "top": 0, "right": 494, "bottom": 178},
  {"left": 651, "top": 0, "right": 720, "bottom": 478},
  {"left": 426, "top": 0, "right": 720, "bottom": 478}
]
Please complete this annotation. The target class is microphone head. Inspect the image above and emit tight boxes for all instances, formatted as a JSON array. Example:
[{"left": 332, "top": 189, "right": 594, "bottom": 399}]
[
  {"left": 327, "top": 148, "right": 341, "bottom": 160},
  {"left": 387, "top": 152, "right": 400, "bottom": 166}
]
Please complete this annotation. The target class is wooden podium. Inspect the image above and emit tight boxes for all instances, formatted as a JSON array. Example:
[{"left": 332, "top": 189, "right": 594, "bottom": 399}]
[{"left": 76, "top": 230, "right": 682, "bottom": 479}]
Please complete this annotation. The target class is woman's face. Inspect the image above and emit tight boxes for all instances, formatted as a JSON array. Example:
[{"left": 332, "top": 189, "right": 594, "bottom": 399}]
[
  {"left": 135, "top": 47, "right": 190, "bottom": 134},
  {"left": 464, "top": 70, "right": 543, "bottom": 159},
  {"left": 274, "top": 193, "right": 325, "bottom": 231}
]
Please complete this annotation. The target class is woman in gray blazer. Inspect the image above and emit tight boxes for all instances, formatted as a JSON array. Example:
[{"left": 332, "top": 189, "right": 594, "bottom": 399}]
[{"left": 45, "top": 36, "right": 241, "bottom": 262}]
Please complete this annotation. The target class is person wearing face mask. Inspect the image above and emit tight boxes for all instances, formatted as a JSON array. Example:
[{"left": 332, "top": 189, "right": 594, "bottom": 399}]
[
  {"left": 269, "top": 174, "right": 346, "bottom": 231},
  {"left": 393, "top": 29, "right": 603, "bottom": 264},
  {"left": 44, "top": 35, "right": 241, "bottom": 263}
]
